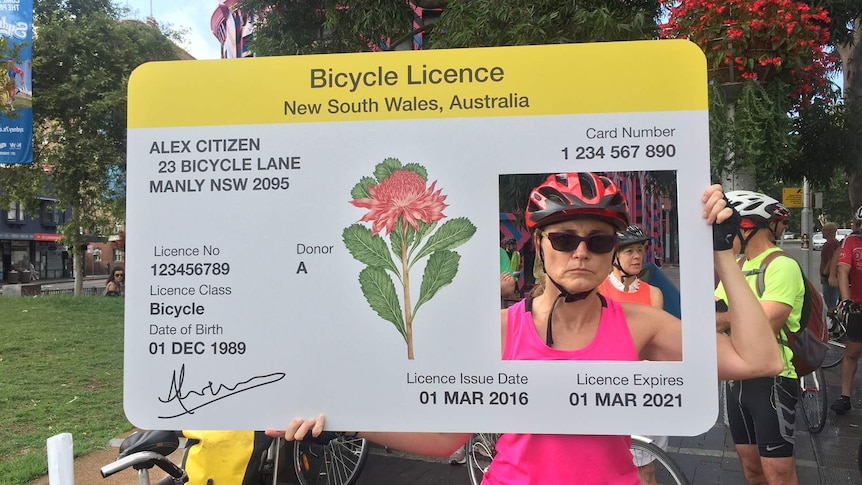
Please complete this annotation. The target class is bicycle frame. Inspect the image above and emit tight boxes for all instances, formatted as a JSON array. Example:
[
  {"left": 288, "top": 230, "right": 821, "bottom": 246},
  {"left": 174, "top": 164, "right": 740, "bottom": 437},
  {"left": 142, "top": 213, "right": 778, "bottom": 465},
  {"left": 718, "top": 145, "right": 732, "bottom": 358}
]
[
  {"left": 103, "top": 430, "right": 367, "bottom": 485},
  {"left": 100, "top": 451, "right": 187, "bottom": 485}
]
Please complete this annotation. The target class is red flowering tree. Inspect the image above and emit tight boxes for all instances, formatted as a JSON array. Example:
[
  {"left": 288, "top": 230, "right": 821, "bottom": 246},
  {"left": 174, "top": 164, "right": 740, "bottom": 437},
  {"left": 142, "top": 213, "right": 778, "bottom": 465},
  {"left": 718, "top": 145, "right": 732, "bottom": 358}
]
[
  {"left": 661, "top": 0, "right": 836, "bottom": 101},
  {"left": 344, "top": 157, "right": 476, "bottom": 359},
  {"left": 660, "top": 0, "right": 844, "bottom": 187}
]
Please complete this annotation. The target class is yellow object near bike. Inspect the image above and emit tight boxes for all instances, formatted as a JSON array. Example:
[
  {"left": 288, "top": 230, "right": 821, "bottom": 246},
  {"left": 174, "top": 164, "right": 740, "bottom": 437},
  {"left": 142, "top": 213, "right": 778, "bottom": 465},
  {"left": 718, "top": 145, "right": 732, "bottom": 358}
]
[{"left": 181, "top": 430, "right": 272, "bottom": 485}]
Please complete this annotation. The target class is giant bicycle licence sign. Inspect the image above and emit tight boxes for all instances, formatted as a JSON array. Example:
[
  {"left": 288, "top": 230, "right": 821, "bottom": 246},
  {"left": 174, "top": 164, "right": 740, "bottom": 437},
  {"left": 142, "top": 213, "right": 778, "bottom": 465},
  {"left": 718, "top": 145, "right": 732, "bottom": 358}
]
[{"left": 124, "top": 41, "right": 716, "bottom": 434}]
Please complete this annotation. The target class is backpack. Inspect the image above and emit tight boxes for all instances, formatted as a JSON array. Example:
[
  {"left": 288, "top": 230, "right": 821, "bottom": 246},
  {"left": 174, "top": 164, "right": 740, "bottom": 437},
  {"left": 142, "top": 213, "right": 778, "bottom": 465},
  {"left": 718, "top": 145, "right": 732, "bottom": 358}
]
[
  {"left": 750, "top": 250, "right": 829, "bottom": 377},
  {"left": 181, "top": 430, "right": 272, "bottom": 485}
]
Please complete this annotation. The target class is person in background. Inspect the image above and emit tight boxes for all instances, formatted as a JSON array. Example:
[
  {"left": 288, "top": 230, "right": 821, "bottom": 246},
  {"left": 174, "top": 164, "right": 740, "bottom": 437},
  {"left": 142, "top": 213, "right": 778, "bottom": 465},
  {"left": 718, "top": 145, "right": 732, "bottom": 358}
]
[
  {"left": 499, "top": 246, "right": 519, "bottom": 303},
  {"left": 831, "top": 207, "right": 862, "bottom": 415},
  {"left": 271, "top": 174, "right": 783, "bottom": 485},
  {"left": 105, "top": 267, "right": 125, "bottom": 297},
  {"left": 502, "top": 237, "right": 522, "bottom": 276},
  {"left": 599, "top": 225, "right": 663, "bottom": 310},
  {"left": 819, "top": 222, "right": 840, "bottom": 315},
  {"left": 716, "top": 191, "right": 802, "bottom": 485}
]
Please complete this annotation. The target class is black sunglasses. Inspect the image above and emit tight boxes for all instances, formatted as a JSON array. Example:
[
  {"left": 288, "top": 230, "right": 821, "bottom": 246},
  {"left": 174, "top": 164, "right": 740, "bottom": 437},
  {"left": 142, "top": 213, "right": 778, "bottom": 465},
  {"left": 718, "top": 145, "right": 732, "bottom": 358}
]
[
  {"left": 542, "top": 231, "right": 618, "bottom": 254},
  {"left": 114, "top": 272, "right": 124, "bottom": 277}
]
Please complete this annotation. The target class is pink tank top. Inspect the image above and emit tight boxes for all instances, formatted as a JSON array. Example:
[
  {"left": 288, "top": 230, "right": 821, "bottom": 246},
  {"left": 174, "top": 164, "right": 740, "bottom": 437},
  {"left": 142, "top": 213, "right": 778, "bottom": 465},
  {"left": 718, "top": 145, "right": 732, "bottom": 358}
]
[{"left": 485, "top": 296, "right": 640, "bottom": 485}]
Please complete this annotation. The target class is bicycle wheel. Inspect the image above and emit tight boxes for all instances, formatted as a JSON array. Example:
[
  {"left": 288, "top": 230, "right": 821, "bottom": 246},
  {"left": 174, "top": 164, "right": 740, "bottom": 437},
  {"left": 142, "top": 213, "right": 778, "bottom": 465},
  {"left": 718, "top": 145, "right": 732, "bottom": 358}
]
[
  {"left": 799, "top": 367, "right": 828, "bottom": 434},
  {"left": 467, "top": 433, "right": 499, "bottom": 485},
  {"left": 823, "top": 333, "right": 847, "bottom": 368},
  {"left": 630, "top": 436, "right": 690, "bottom": 485},
  {"left": 293, "top": 435, "right": 369, "bottom": 485}
]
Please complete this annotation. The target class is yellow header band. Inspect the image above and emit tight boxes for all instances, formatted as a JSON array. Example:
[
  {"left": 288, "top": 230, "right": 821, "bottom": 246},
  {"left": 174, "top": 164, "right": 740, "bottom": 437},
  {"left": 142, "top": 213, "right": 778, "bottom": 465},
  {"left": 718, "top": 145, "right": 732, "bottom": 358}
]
[{"left": 129, "top": 40, "right": 706, "bottom": 128}]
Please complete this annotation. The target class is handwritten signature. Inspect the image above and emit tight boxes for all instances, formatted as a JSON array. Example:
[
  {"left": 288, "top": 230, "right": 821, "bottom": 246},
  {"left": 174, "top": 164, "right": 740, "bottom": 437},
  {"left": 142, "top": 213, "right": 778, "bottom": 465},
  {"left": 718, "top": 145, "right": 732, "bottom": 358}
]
[{"left": 157, "top": 363, "right": 286, "bottom": 419}]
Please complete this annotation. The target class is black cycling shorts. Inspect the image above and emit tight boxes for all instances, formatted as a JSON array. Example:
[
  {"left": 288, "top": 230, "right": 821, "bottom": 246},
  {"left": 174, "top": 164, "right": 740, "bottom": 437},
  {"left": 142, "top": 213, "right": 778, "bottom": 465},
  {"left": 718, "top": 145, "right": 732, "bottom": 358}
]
[
  {"left": 725, "top": 376, "right": 798, "bottom": 458},
  {"left": 846, "top": 310, "right": 862, "bottom": 343}
]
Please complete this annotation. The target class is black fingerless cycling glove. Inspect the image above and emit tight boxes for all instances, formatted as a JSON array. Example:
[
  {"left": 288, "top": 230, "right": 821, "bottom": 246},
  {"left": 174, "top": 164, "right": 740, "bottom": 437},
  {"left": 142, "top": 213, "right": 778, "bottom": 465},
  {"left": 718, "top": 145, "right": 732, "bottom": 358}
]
[{"left": 713, "top": 203, "right": 740, "bottom": 251}]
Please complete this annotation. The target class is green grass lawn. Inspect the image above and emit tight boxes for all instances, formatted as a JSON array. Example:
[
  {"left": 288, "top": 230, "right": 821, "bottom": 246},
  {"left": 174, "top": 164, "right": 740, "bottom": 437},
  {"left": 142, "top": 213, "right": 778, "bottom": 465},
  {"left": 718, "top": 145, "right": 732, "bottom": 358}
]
[{"left": 0, "top": 297, "right": 130, "bottom": 484}]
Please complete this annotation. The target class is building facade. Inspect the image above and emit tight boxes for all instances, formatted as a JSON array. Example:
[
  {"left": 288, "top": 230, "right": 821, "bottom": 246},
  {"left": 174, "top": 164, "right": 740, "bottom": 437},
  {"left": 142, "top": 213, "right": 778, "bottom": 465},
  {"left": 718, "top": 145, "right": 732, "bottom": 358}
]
[{"left": 1, "top": 199, "right": 70, "bottom": 281}]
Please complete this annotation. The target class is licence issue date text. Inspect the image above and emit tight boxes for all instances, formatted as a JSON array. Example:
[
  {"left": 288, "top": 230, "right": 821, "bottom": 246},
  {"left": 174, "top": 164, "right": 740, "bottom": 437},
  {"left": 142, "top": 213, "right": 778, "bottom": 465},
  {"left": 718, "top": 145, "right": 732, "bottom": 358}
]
[{"left": 419, "top": 390, "right": 529, "bottom": 406}]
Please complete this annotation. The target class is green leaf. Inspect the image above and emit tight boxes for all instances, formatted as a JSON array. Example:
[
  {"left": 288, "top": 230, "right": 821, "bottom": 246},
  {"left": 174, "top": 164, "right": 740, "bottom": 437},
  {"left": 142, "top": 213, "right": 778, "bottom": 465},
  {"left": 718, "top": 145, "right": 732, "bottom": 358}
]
[
  {"left": 374, "top": 157, "right": 403, "bottom": 182},
  {"left": 342, "top": 224, "right": 400, "bottom": 276},
  {"left": 414, "top": 250, "right": 460, "bottom": 313},
  {"left": 412, "top": 217, "right": 477, "bottom": 264},
  {"left": 402, "top": 163, "right": 428, "bottom": 181},
  {"left": 350, "top": 176, "right": 377, "bottom": 200},
  {"left": 358, "top": 266, "right": 406, "bottom": 341},
  {"left": 412, "top": 220, "right": 437, "bottom": 253}
]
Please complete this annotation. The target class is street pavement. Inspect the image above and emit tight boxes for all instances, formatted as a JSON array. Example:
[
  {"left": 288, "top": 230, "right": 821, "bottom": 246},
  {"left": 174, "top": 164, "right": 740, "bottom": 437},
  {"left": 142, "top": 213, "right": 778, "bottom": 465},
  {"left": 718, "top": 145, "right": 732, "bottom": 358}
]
[{"left": 27, "top": 247, "right": 862, "bottom": 484}]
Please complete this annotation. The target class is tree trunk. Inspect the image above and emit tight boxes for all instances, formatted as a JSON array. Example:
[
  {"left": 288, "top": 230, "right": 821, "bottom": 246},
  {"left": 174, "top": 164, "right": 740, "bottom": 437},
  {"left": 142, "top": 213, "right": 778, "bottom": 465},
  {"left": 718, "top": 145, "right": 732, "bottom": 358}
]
[
  {"left": 839, "top": 19, "right": 862, "bottom": 211},
  {"left": 74, "top": 245, "right": 84, "bottom": 296}
]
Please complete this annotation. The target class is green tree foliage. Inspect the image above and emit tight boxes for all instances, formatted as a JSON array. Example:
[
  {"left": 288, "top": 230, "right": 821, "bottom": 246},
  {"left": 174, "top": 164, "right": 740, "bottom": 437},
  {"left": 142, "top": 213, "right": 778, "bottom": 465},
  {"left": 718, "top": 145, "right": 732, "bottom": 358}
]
[
  {"left": 239, "top": 0, "right": 418, "bottom": 55},
  {"left": 802, "top": 1, "right": 862, "bottom": 208},
  {"left": 430, "top": 1, "right": 660, "bottom": 47},
  {"left": 0, "top": 0, "right": 185, "bottom": 294},
  {"left": 241, "top": 0, "right": 660, "bottom": 55}
]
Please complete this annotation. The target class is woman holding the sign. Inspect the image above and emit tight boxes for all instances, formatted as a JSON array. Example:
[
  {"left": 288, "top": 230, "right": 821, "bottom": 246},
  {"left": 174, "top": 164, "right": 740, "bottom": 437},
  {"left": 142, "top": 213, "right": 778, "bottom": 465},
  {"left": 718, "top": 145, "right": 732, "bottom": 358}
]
[{"left": 269, "top": 173, "right": 782, "bottom": 484}]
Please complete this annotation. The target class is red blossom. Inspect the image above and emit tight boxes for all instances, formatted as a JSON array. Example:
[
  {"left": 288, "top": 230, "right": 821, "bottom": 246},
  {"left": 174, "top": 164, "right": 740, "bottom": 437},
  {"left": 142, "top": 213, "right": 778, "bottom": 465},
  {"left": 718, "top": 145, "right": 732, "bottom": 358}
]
[
  {"left": 351, "top": 170, "right": 448, "bottom": 236},
  {"left": 660, "top": 0, "right": 836, "bottom": 103}
]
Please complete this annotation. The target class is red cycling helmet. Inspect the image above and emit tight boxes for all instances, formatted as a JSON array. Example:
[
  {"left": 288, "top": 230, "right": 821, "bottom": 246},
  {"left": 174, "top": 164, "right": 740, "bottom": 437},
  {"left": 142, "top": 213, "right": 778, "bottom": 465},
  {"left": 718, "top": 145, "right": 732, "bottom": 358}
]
[{"left": 525, "top": 172, "right": 629, "bottom": 231}]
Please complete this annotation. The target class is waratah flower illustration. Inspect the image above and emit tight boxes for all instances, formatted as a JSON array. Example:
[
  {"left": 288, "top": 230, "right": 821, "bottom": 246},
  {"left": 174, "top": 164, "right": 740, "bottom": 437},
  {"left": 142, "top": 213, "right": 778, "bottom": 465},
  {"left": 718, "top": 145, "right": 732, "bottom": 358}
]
[
  {"left": 344, "top": 158, "right": 476, "bottom": 359},
  {"left": 350, "top": 169, "right": 448, "bottom": 236}
]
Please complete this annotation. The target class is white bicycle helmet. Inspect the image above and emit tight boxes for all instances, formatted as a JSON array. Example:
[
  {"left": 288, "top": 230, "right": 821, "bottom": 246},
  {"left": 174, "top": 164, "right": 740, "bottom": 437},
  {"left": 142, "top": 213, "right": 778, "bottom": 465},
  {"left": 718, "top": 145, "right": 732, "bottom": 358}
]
[
  {"left": 725, "top": 190, "right": 790, "bottom": 229},
  {"left": 854, "top": 205, "right": 862, "bottom": 221}
]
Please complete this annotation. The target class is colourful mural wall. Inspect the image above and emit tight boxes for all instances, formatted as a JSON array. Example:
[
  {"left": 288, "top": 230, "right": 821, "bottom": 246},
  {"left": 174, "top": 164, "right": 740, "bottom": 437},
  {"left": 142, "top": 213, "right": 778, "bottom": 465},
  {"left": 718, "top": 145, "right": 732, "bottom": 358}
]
[{"left": 210, "top": 0, "right": 254, "bottom": 59}]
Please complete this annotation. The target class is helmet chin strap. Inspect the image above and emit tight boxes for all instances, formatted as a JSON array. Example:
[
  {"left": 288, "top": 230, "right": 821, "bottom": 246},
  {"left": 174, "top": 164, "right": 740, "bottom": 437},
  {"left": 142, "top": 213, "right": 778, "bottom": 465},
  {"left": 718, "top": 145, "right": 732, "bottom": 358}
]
[
  {"left": 538, "top": 245, "right": 592, "bottom": 347},
  {"left": 612, "top": 254, "right": 637, "bottom": 279},
  {"left": 738, "top": 227, "right": 759, "bottom": 254}
]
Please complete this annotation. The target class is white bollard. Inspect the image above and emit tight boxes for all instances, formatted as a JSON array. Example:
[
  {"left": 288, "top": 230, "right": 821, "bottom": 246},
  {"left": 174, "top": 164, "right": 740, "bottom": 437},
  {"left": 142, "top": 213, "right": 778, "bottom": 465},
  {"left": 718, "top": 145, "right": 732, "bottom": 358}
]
[{"left": 47, "top": 433, "right": 74, "bottom": 485}]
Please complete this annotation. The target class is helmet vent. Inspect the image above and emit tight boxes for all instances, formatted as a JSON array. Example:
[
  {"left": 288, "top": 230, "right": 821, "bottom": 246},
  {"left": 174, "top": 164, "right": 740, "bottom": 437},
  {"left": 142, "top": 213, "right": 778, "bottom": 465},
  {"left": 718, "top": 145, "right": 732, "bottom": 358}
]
[
  {"left": 578, "top": 173, "right": 597, "bottom": 199},
  {"left": 538, "top": 187, "right": 566, "bottom": 205}
]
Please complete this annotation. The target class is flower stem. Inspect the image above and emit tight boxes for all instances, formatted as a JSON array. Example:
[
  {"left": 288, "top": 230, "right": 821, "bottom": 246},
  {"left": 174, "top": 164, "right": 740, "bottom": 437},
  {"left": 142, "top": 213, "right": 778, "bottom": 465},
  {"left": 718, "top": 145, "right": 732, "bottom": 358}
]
[{"left": 401, "top": 224, "right": 414, "bottom": 359}]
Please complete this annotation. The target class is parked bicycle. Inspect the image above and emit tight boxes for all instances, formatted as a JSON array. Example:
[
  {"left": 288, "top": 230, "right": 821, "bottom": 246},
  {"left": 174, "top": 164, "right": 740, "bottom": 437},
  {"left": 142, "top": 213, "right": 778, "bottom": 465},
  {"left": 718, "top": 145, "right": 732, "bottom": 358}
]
[
  {"left": 823, "top": 307, "right": 849, "bottom": 369},
  {"left": 465, "top": 433, "right": 690, "bottom": 485},
  {"left": 101, "top": 429, "right": 369, "bottom": 485},
  {"left": 99, "top": 430, "right": 187, "bottom": 485}
]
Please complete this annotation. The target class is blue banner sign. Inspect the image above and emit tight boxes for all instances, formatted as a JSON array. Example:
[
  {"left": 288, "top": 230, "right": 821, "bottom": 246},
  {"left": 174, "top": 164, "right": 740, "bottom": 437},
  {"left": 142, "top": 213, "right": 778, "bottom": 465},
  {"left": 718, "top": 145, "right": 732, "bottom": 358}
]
[{"left": 0, "top": 0, "right": 32, "bottom": 164}]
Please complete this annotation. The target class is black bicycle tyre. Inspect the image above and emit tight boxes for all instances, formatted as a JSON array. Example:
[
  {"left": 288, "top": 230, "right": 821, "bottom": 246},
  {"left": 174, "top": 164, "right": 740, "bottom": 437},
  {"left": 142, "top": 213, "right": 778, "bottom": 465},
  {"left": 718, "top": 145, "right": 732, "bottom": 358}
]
[
  {"left": 293, "top": 436, "right": 369, "bottom": 485},
  {"left": 823, "top": 336, "right": 847, "bottom": 369},
  {"left": 630, "top": 437, "right": 690, "bottom": 485},
  {"left": 799, "top": 367, "right": 828, "bottom": 434}
]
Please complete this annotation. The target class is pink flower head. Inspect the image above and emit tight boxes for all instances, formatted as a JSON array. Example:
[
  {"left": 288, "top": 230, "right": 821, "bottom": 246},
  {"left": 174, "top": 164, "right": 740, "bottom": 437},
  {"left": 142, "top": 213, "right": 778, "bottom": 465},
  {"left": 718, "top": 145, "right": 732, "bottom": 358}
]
[{"left": 351, "top": 169, "right": 448, "bottom": 235}]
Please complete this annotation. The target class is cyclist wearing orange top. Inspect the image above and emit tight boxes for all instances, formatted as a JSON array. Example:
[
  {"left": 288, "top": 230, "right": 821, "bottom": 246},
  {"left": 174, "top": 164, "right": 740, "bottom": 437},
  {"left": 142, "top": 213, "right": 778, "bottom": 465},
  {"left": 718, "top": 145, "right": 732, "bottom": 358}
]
[
  {"left": 268, "top": 173, "right": 782, "bottom": 485},
  {"left": 831, "top": 206, "right": 862, "bottom": 415},
  {"left": 599, "top": 224, "right": 663, "bottom": 309}
]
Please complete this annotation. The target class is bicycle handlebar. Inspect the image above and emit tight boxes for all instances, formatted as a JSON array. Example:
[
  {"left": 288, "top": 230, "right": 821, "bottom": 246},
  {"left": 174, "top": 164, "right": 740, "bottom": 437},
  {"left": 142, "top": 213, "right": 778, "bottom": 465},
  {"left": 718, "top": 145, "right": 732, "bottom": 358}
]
[{"left": 100, "top": 451, "right": 188, "bottom": 481}]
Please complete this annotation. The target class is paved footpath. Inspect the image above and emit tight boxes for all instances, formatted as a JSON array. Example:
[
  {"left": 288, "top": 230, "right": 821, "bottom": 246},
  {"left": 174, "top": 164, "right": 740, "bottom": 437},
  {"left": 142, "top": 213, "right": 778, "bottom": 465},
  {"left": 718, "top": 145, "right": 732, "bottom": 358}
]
[{"left": 31, "top": 264, "right": 862, "bottom": 484}]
